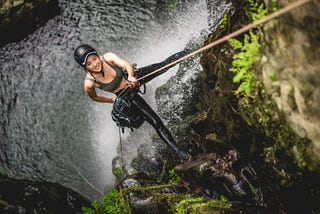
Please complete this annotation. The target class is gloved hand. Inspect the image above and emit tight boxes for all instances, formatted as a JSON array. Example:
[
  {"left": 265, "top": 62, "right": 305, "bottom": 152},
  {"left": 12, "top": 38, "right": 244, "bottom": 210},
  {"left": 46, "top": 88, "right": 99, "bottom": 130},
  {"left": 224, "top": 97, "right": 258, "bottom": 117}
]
[{"left": 127, "top": 76, "right": 140, "bottom": 89}]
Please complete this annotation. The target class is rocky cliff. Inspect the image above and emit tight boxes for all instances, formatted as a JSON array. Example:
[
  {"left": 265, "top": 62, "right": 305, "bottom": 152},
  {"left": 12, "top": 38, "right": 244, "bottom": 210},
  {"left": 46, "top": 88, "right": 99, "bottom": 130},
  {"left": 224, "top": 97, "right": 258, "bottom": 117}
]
[
  {"left": 155, "top": 0, "right": 320, "bottom": 212},
  {"left": 0, "top": 174, "right": 90, "bottom": 213},
  {"left": 261, "top": 0, "right": 320, "bottom": 167},
  {"left": 0, "top": 0, "right": 59, "bottom": 46}
]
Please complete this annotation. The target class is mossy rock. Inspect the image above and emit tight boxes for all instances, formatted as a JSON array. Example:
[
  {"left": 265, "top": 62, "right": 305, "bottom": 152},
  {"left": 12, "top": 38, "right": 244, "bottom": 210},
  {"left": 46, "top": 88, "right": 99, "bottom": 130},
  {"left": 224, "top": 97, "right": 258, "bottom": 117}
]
[{"left": 0, "top": 0, "right": 60, "bottom": 46}]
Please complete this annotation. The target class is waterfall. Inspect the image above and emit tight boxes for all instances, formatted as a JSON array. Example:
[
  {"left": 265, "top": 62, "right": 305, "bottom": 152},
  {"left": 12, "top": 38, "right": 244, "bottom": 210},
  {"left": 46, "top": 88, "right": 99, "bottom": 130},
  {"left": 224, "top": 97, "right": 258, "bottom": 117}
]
[{"left": 0, "top": 0, "right": 229, "bottom": 200}]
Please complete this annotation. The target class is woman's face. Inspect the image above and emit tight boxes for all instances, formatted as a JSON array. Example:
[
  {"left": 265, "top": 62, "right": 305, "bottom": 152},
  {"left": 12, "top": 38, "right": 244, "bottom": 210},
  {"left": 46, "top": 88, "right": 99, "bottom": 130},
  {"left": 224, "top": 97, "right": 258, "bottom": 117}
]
[{"left": 85, "top": 54, "right": 102, "bottom": 73}]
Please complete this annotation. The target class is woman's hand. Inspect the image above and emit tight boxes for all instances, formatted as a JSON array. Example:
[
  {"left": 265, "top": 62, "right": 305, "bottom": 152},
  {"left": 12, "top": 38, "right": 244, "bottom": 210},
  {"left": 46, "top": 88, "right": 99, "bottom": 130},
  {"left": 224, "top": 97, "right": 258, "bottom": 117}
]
[{"left": 126, "top": 76, "right": 140, "bottom": 89}]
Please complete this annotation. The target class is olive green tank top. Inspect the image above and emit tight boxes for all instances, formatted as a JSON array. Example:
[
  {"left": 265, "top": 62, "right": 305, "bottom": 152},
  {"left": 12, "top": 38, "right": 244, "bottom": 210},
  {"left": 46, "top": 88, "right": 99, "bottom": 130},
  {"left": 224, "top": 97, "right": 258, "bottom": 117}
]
[{"left": 86, "top": 56, "right": 124, "bottom": 92}]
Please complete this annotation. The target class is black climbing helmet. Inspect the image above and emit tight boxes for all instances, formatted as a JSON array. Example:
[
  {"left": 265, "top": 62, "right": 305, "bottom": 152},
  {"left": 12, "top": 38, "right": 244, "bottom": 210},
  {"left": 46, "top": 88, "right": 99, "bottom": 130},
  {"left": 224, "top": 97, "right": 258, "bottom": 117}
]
[{"left": 74, "top": 44, "right": 98, "bottom": 66}]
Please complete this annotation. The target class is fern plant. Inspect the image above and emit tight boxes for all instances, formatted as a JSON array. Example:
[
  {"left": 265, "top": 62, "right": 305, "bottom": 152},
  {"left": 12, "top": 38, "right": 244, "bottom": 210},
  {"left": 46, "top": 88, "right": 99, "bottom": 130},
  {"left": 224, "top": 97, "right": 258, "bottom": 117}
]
[
  {"left": 229, "top": 31, "right": 262, "bottom": 94},
  {"left": 228, "top": 0, "right": 267, "bottom": 94}
]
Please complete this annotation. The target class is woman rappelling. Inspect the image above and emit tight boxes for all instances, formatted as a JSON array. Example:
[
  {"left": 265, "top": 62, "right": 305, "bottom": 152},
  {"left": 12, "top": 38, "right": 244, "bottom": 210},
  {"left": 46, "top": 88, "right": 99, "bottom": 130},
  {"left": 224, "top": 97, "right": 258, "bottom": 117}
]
[{"left": 74, "top": 44, "right": 190, "bottom": 162}]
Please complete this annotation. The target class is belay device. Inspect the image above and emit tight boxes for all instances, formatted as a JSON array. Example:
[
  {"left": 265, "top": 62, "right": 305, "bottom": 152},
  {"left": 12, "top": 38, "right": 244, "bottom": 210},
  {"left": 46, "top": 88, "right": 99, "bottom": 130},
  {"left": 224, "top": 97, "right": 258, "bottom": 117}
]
[{"left": 111, "top": 66, "right": 146, "bottom": 133}]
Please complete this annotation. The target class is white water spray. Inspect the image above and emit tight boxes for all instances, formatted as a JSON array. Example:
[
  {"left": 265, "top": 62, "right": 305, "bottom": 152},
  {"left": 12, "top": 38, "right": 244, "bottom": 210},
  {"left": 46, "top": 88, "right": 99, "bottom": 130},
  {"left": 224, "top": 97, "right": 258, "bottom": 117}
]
[{"left": 90, "top": 0, "right": 210, "bottom": 192}]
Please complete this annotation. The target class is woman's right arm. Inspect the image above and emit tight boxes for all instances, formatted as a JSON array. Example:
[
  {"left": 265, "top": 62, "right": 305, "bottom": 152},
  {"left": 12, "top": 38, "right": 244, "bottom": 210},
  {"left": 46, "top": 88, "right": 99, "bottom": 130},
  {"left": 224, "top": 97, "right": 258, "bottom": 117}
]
[{"left": 84, "top": 81, "right": 115, "bottom": 103}]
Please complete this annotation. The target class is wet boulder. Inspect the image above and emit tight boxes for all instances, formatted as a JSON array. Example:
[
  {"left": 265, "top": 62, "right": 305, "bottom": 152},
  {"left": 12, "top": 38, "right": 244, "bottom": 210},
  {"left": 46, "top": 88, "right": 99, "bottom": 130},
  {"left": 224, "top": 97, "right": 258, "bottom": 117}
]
[
  {"left": 0, "top": 174, "right": 90, "bottom": 213},
  {"left": 131, "top": 141, "right": 171, "bottom": 176},
  {"left": 174, "top": 151, "right": 264, "bottom": 205}
]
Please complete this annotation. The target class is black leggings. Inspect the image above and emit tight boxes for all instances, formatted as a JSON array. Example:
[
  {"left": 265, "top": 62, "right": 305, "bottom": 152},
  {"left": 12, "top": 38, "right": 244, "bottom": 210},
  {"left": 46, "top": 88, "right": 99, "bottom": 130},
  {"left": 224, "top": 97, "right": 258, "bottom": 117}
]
[
  {"left": 135, "top": 49, "right": 189, "bottom": 84},
  {"left": 132, "top": 49, "right": 190, "bottom": 161}
]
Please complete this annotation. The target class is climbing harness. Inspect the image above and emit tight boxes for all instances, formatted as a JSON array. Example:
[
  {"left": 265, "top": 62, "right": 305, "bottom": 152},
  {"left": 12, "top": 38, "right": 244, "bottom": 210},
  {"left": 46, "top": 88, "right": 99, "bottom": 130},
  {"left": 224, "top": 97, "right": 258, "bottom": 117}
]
[
  {"left": 112, "top": 83, "right": 146, "bottom": 133},
  {"left": 111, "top": 61, "right": 147, "bottom": 132}
]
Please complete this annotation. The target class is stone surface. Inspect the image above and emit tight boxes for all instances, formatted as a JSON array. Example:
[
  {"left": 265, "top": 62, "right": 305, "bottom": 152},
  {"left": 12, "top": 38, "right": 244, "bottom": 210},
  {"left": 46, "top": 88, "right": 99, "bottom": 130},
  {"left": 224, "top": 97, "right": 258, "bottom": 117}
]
[
  {"left": 155, "top": 0, "right": 320, "bottom": 212},
  {"left": 0, "top": 174, "right": 90, "bottom": 213},
  {"left": 262, "top": 0, "right": 320, "bottom": 163},
  {"left": 0, "top": 0, "right": 60, "bottom": 46}
]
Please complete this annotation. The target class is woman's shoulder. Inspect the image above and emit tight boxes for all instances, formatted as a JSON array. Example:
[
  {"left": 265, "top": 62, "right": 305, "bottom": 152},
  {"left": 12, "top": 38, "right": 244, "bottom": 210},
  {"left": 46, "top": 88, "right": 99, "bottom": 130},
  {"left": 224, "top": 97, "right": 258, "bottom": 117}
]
[{"left": 102, "top": 52, "right": 119, "bottom": 61}]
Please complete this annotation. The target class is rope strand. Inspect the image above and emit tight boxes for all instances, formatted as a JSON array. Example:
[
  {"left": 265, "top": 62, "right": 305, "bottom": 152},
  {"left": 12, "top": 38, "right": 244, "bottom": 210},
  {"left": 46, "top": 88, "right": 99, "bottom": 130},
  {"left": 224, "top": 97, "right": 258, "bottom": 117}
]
[
  {"left": 119, "top": 127, "right": 123, "bottom": 158},
  {"left": 59, "top": 155, "right": 105, "bottom": 196},
  {"left": 56, "top": 144, "right": 104, "bottom": 196}
]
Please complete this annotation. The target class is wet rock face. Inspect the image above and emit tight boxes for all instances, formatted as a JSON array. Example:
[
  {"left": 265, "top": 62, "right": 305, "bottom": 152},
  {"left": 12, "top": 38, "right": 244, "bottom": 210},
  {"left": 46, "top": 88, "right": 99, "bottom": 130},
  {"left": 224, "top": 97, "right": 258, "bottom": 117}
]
[
  {"left": 0, "top": 174, "right": 90, "bottom": 213},
  {"left": 261, "top": 0, "right": 320, "bottom": 163},
  {"left": 174, "top": 152, "right": 264, "bottom": 205},
  {"left": 131, "top": 141, "right": 170, "bottom": 175},
  {"left": 0, "top": 0, "right": 60, "bottom": 46}
]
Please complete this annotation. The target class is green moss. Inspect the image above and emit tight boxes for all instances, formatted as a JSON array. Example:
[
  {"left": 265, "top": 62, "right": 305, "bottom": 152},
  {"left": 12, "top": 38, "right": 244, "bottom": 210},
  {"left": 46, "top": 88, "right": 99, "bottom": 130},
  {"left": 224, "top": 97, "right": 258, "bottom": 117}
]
[
  {"left": 167, "top": 168, "right": 181, "bottom": 184},
  {"left": 167, "top": 0, "right": 179, "bottom": 12},
  {"left": 118, "top": 185, "right": 231, "bottom": 213},
  {"left": 270, "top": 0, "right": 278, "bottom": 11},
  {"left": 82, "top": 189, "right": 128, "bottom": 214},
  {"left": 157, "top": 160, "right": 168, "bottom": 184},
  {"left": 301, "top": 83, "right": 313, "bottom": 98},
  {"left": 122, "top": 183, "right": 178, "bottom": 193},
  {"left": 271, "top": 36, "right": 277, "bottom": 47},
  {"left": 145, "top": 160, "right": 181, "bottom": 185},
  {"left": 219, "top": 12, "right": 228, "bottom": 29},
  {"left": 152, "top": 192, "right": 190, "bottom": 213},
  {"left": 0, "top": 199, "right": 9, "bottom": 206},
  {"left": 173, "top": 195, "right": 232, "bottom": 214},
  {"left": 113, "top": 167, "right": 124, "bottom": 177},
  {"left": 268, "top": 71, "right": 277, "bottom": 81},
  {"left": 238, "top": 80, "right": 314, "bottom": 171}
]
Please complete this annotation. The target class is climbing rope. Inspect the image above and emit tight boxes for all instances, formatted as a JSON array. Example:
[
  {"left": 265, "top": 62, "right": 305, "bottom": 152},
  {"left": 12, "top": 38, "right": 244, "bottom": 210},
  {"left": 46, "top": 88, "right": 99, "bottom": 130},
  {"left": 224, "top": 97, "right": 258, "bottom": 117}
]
[
  {"left": 58, "top": 155, "right": 105, "bottom": 196},
  {"left": 56, "top": 144, "right": 104, "bottom": 196},
  {"left": 136, "top": 0, "right": 312, "bottom": 82},
  {"left": 118, "top": 127, "right": 123, "bottom": 158}
]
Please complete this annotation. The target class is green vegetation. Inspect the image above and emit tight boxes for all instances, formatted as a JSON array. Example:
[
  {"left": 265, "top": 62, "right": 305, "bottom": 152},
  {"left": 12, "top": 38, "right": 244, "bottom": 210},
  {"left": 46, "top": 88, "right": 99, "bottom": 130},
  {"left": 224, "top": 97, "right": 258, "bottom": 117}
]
[
  {"left": 228, "top": 31, "right": 262, "bottom": 94},
  {"left": 173, "top": 195, "right": 232, "bottom": 214},
  {"left": 113, "top": 167, "right": 124, "bottom": 177},
  {"left": 82, "top": 163, "right": 181, "bottom": 214},
  {"left": 228, "top": 0, "right": 267, "bottom": 95},
  {"left": 270, "top": 0, "right": 278, "bottom": 11},
  {"left": 82, "top": 178, "right": 232, "bottom": 214},
  {"left": 82, "top": 189, "right": 127, "bottom": 214},
  {"left": 219, "top": 12, "right": 228, "bottom": 29},
  {"left": 248, "top": 0, "right": 268, "bottom": 21},
  {"left": 156, "top": 160, "right": 181, "bottom": 184},
  {"left": 167, "top": 168, "right": 181, "bottom": 184},
  {"left": 167, "top": 0, "right": 179, "bottom": 12},
  {"left": 0, "top": 199, "right": 8, "bottom": 206}
]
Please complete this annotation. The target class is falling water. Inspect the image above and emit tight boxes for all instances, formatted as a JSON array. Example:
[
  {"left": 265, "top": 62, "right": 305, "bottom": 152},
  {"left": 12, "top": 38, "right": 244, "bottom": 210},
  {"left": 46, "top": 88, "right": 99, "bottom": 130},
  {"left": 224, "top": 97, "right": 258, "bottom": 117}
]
[{"left": 0, "top": 0, "right": 230, "bottom": 199}]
